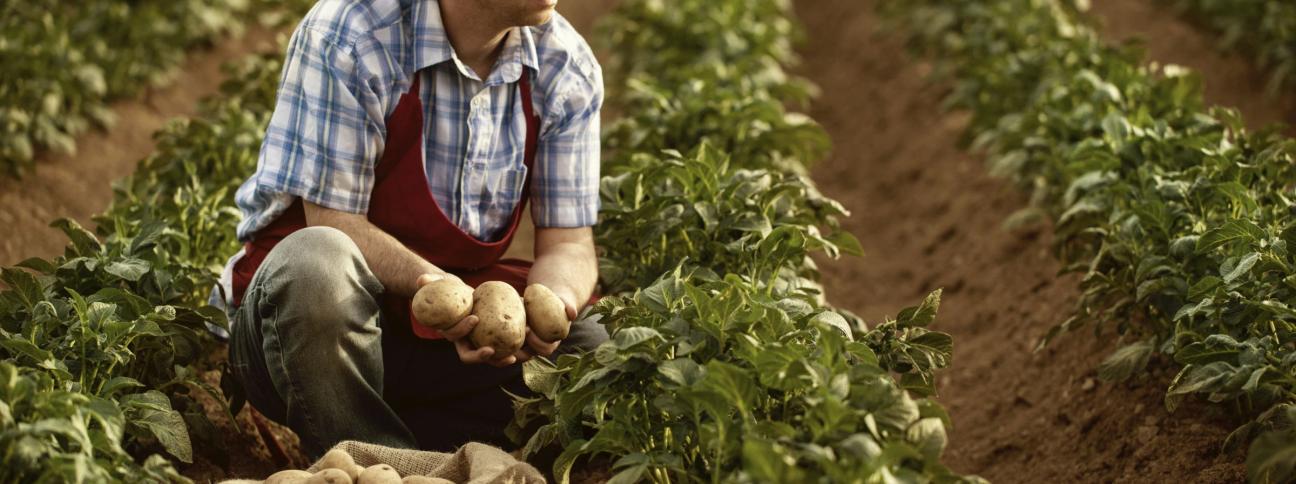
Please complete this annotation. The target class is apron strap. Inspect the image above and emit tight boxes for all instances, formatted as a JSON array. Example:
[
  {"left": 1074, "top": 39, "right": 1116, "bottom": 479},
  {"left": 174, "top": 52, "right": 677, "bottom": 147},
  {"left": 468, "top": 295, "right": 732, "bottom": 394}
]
[{"left": 519, "top": 69, "right": 539, "bottom": 171}]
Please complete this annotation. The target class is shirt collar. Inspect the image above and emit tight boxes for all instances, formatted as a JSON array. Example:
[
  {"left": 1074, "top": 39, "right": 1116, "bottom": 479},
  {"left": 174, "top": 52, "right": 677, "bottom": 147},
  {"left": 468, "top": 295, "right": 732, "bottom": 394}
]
[{"left": 409, "top": 0, "right": 539, "bottom": 85}]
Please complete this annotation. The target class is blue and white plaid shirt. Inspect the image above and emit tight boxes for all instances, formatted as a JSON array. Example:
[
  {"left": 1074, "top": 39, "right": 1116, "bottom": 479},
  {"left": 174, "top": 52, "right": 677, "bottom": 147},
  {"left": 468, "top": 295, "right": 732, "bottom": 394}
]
[{"left": 233, "top": 0, "right": 603, "bottom": 243}]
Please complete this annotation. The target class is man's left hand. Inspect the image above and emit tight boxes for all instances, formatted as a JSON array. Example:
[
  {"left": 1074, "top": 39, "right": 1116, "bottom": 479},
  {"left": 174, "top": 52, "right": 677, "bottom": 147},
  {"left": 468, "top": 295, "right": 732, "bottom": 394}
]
[{"left": 510, "top": 289, "right": 579, "bottom": 363}]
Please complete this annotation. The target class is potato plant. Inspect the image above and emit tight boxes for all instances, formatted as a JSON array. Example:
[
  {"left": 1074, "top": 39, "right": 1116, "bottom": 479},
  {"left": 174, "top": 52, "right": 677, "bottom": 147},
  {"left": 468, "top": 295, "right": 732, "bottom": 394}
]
[
  {"left": 1163, "top": 0, "right": 1296, "bottom": 95},
  {"left": 597, "top": 144, "right": 859, "bottom": 296},
  {"left": 884, "top": 0, "right": 1296, "bottom": 480},
  {"left": 511, "top": 274, "right": 963, "bottom": 483},
  {"left": 602, "top": 71, "right": 829, "bottom": 176},
  {"left": 0, "top": 40, "right": 300, "bottom": 483},
  {"left": 0, "top": 0, "right": 254, "bottom": 173},
  {"left": 511, "top": 0, "right": 978, "bottom": 482}
]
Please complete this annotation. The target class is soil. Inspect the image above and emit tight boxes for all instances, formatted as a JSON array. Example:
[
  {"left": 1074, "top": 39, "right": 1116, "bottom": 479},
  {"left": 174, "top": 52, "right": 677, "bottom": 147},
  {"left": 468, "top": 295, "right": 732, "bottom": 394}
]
[
  {"left": 795, "top": 0, "right": 1269, "bottom": 482},
  {"left": 0, "top": 26, "right": 284, "bottom": 268},
  {"left": 11, "top": 0, "right": 1277, "bottom": 482},
  {"left": 1085, "top": 0, "right": 1296, "bottom": 134}
]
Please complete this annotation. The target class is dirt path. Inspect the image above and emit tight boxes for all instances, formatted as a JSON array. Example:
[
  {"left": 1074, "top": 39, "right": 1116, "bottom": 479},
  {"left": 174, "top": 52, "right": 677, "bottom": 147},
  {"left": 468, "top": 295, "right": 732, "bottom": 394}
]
[
  {"left": 0, "top": 27, "right": 283, "bottom": 267},
  {"left": 796, "top": 0, "right": 1246, "bottom": 481},
  {"left": 1086, "top": 0, "right": 1296, "bottom": 134}
]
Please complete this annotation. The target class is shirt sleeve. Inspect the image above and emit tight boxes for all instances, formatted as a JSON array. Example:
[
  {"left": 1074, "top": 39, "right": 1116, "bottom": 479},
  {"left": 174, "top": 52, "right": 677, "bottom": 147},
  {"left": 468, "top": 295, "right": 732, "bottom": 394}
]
[
  {"left": 530, "top": 68, "right": 604, "bottom": 228},
  {"left": 252, "top": 26, "right": 386, "bottom": 214}
]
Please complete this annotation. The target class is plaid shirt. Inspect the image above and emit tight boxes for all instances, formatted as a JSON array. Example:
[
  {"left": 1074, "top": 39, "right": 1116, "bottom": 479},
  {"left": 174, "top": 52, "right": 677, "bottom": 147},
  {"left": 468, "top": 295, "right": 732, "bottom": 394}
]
[{"left": 233, "top": 0, "right": 603, "bottom": 243}]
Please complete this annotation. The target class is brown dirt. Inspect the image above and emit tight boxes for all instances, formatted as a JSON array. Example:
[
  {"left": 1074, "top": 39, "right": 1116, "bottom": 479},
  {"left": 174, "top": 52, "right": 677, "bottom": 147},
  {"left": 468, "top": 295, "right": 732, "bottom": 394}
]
[
  {"left": 796, "top": 0, "right": 1252, "bottom": 482},
  {"left": 1086, "top": 0, "right": 1296, "bottom": 134},
  {"left": 0, "top": 27, "right": 284, "bottom": 268}
]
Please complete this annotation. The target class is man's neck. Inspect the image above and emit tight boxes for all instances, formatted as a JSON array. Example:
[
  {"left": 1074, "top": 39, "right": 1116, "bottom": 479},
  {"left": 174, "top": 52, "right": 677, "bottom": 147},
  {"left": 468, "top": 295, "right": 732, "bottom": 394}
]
[{"left": 440, "top": 1, "right": 512, "bottom": 80}]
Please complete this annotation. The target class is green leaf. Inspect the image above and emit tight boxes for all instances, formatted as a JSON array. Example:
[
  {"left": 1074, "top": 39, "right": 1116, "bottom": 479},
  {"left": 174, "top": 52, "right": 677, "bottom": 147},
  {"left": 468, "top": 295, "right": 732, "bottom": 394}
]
[
  {"left": 105, "top": 258, "right": 151, "bottom": 282},
  {"left": 1, "top": 268, "right": 46, "bottom": 311},
  {"left": 742, "top": 438, "right": 800, "bottom": 482},
  {"left": 695, "top": 361, "right": 759, "bottom": 420},
  {"left": 657, "top": 358, "right": 703, "bottom": 387},
  {"left": 1166, "top": 362, "right": 1237, "bottom": 412},
  {"left": 809, "top": 311, "right": 852, "bottom": 339},
  {"left": 896, "top": 290, "right": 941, "bottom": 328},
  {"left": 51, "top": 218, "right": 102, "bottom": 255},
  {"left": 1221, "top": 252, "right": 1260, "bottom": 284},
  {"left": 122, "top": 391, "right": 193, "bottom": 463},
  {"left": 1195, "top": 220, "right": 1265, "bottom": 254},
  {"left": 1247, "top": 429, "right": 1296, "bottom": 484},
  {"left": 1097, "top": 340, "right": 1155, "bottom": 382},
  {"left": 906, "top": 417, "right": 948, "bottom": 459},
  {"left": 614, "top": 327, "right": 662, "bottom": 349},
  {"left": 606, "top": 462, "right": 648, "bottom": 484},
  {"left": 825, "top": 230, "right": 864, "bottom": 257}
]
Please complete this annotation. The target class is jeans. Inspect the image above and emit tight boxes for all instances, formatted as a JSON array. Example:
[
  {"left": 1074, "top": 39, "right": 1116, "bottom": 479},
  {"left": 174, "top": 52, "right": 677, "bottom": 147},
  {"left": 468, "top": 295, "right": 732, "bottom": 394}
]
[{"left": 227, "top": 226, "right": 609, "bottom": 458}]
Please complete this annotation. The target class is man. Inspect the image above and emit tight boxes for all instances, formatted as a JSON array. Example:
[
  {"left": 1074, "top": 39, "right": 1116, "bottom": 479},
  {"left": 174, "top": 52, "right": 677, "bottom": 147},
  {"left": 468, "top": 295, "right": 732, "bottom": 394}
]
[{"left": 217, "top": 0, "right": 606, "bottom": 457}]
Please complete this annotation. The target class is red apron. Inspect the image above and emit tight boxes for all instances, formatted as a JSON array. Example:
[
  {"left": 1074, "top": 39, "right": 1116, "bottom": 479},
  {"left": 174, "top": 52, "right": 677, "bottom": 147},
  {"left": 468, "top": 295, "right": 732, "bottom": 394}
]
[{"left": 231, "top": 70, "right": 540, "bottom": 340}]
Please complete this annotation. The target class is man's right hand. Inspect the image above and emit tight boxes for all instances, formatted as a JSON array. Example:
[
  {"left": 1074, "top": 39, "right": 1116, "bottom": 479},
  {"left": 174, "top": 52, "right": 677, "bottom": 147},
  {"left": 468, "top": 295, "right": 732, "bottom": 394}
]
[{"left": 416, "top": 274, "right": 518, "bottom": 367}]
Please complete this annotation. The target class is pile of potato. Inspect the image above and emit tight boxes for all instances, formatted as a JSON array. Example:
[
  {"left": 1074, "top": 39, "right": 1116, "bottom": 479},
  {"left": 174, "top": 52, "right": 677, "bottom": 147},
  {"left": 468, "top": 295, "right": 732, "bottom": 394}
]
[
  {"left": 261, "top": 450, "right": 447, "bottom": 483},
  {"left": 412, "top": 280, "right": 569, "bottom": 352}
]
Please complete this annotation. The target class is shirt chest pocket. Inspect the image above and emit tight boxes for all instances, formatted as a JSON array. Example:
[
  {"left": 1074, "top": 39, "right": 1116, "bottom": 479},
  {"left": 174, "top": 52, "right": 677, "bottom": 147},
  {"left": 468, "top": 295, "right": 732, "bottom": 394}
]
[{"left": 462, "top": 159, "right": 528, "bottom": 238}]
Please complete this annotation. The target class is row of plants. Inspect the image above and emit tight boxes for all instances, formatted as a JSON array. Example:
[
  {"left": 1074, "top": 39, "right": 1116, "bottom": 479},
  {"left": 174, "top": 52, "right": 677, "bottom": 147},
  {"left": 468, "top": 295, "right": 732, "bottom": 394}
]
[
  {"left": 509, "top": 0, "right": 980, "bottom": 482},
  {"left": 0, "top": 0, "right": 270, "bottom": 174},
  {"left": 0, "top": 53, "right": 286, "bottom": 483},
  {"left": 1163, "top": 0, "right": 1296, "bottom": 95},
  {"left": 0, "top": 1, "right": 318, "bottom": 479},
  {"left": 881, "top": 0, "right": 1296, "bottom": 481}
]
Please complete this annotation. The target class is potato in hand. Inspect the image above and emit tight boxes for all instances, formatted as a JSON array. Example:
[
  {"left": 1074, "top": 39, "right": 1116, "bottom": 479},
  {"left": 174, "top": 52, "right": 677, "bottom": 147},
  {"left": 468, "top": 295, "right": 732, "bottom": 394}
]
[
  {"left": 469, "top": 281, "right": 527, "bottom": 356},
  {"left": 411, "top": 278, "right": 474, "bottom": 330},
  {"left": 523, "top": 284, "right": 569, "bottom": 342}
]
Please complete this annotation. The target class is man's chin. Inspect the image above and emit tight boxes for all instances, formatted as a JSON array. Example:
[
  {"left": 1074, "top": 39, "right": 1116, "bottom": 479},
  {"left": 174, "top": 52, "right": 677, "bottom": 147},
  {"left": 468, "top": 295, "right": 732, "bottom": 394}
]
[{"left": 519, "top": 8, "right": 555, "bottom": 26}]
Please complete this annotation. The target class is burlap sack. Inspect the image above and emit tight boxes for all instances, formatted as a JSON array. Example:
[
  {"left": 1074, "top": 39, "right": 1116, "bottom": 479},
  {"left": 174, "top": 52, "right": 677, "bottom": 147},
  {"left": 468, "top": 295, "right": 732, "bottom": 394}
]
[
  {"left": 222, "top": 441, "right": 545, "bottom": 483},
  {"left": 313, "top": 441, "right": 544, "bottom": 483}
]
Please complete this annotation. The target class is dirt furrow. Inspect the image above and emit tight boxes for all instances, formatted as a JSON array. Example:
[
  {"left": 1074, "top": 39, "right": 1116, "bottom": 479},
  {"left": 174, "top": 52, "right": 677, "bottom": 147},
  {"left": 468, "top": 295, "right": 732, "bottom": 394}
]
[
  {"left": 0, "top": 27, "right": 283, "bottom": 267},
  {"left": 796, "top": 0, "right": 1247, "bottom": 481},
  {"left": 1087, "top": 0, "right": 1296, "bottom": 134}
]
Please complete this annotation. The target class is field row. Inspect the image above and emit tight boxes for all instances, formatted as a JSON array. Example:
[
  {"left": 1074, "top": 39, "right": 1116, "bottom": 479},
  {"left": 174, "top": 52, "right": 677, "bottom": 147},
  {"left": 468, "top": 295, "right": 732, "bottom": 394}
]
[
  {"left": 1167, "top": 0, "right": 1296, "bottom": 94},
  {"left": 0, "top": 0, "right": 298, "bottom": 174},
  {"left": 883, "top": 0, "right": 1296, "bottom": 481},
  {"left": 0, "top": 1, "right": 315, "bottom": 479},
  {"left": 507, "top": 0, "right": 979, "bottom": 481},
  {"left": 0, "top": 0, "right": 981, "bottom": 482}
]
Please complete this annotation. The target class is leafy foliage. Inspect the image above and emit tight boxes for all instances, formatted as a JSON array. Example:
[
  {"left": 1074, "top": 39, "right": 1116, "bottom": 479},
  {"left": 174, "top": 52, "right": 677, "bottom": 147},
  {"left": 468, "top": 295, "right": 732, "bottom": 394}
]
[
  {"left": 1163, "top": 0, "right": 1296, "bottom": 95},
  {"left": 511, "top": 0, "right": 979, "bottom": 481},
  {"left": 0, "top": 3, "right": 312, "bottom": 476},
  {"left": 0, "top": 0, "right": 256, "bottom": 173},
  {"left": 512, "top": 274, "right": 961, "bottom": 483},
  {"left": 597, "top": 145, "right": 856, "bottom": 296},
  {"left": 883, "top": 0, "right": 1296, "bottom": 481}
]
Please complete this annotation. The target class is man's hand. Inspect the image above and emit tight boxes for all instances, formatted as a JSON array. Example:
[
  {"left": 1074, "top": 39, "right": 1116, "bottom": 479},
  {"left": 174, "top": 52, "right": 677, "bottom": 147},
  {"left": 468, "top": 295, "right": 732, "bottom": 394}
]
[
  {"left": 415, "top": 273, "right": 516, "bottom": 366},
  {"left": 527, "top": 226, "right": 598, "bottom": 338}
]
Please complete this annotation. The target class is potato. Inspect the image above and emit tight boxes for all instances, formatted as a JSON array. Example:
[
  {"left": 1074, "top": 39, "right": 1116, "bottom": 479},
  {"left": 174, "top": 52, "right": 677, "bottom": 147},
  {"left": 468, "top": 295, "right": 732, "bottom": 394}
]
[
  {"left": 523, "top": 284, "right": 569, "bottom": 342},
  {"left": 316, "top": 449, "right": 361, "bottom": 480},
  {"left": 349, "top": 465, "right": 366, "bottom": 481},
  {"left": 266, "top": 470, "right": 312, "bottom": 484},
  {"left": 469, "top": 281, "right": 527, "bottom": 356},
  {"left": 401, "top": 477, "right": 453, "bottom": 484},
  {"left": 411, "top": 279, "right": 474, "bottom": 330},
  {"left": 306, "top": 468, "right": 353, "bottom": 484},
  {"left": 357, "top": 464, "right": 401, "bottom": 484}
]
